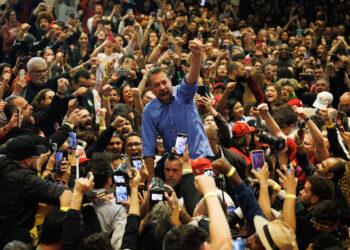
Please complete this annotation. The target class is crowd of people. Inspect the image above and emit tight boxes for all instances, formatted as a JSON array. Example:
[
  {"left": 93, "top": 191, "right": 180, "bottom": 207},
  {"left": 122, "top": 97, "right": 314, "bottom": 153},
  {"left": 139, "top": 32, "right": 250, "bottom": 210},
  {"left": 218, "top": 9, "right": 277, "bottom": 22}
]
[{"left": 0, "top": 0, "right": 350, "bottom": 249}]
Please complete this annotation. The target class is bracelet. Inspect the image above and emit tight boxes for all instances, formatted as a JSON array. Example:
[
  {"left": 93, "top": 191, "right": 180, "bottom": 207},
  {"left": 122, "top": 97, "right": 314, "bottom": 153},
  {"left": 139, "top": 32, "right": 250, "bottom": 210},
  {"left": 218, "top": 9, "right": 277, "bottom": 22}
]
[
  {"left": 65, "top": 122, "right": 75, "bottom": 130},
  {"left": 147, "top": 25, "right": 151, "bottom": 29},
  {"left": 204, "top": 78, "right": 210, "bottom": 81},
  {"left": 296, "top": 143, "right": 304, "bottom": 148},
  {"left": 285, "top": 194, "right": 296, "bottom": 199},
  {"left": 60, "top": 206, "right": 70, "bottom": 212},
  {"left": 272, "top": 183, "right": 279, "bottom": 190},
  {"left": 304, "top": 117, "right": 310, "bottom": 122},
  {"left": 81, "top": 65, "right": 87, "bottom": 70},
  {"left": 174, "top": 23, "right": 177, "bottom": 27},
  {"left": 102, "top": 96, "right": 110, "bottom": 100},
  {"left": 226, "top": 167, "right": 236, "bottom": 177},
  {"left": 182, "top": 169, "right": 192, "bottom": 175},
  {"left": 158, "top": 43, "right": 162, "bottom": 48},
  {"left": 104, "top": 74, "right": 110, "bottom": 78},
  {"left": 204, "top": 191, "right": 217, "bottom": 200},
  {"left": 99, "top": 126, "right": 106, "bottom": 130},
  {"left": 57, "top": 91, "right": 65, "bottom": 95}
]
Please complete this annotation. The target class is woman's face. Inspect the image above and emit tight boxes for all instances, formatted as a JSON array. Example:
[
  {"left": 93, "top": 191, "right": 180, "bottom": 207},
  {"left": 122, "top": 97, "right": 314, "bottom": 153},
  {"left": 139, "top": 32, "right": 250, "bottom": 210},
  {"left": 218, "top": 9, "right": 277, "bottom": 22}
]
[
  {"left": 43, "top": 49, "right": 55, "bottom": 64},
  {"left": 217, "top": 65, "right": 227, "bottom": 78},
  {"left": 79, "top": 32, "right": 89, "bottom": 46},
  {"left": 265, "top": 86, "right": 278, "bottom": 103},
  {"left": 122, "top": 85, "right": 134, "bottom": 105},
  {"left": 8, "top": 11, "right": 16, "bottom": 23},
  {"left": 115, "top": 36, "right": 124, "bottom": 47},
  {"left": 254, "top": 132, "right": 263, "bottom": 149},
  {"left": 40, "top": 90, "right": 55, "bottom": 106},
  {"left": 149, "top": 32, "right": 159, "bottom": 45},
  {"left": 280, "top": 85, "right": 292, "bottom": 101},
  {"left": 232, "top": 102, "right": 244, "bottom": 120},
  {"left": 110, "top": 89, "right": 120, "bottom": 108},
  {"left": 254, "top": 61, "right": 262, "bottom": 72}
]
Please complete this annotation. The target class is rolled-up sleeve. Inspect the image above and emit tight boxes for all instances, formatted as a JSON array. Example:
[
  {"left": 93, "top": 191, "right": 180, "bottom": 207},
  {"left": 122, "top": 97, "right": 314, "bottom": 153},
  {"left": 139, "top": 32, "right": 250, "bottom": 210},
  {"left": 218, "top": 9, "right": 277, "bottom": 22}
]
[{"left": 177, "top": 76, "right": 198, "bottom": 102}]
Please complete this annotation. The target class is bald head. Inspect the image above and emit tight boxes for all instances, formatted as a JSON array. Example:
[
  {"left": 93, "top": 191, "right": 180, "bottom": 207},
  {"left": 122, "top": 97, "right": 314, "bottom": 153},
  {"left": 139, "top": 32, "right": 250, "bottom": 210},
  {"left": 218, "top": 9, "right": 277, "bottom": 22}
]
[{"left": 204, "top": 124, "right": 218, "bottom": 141}]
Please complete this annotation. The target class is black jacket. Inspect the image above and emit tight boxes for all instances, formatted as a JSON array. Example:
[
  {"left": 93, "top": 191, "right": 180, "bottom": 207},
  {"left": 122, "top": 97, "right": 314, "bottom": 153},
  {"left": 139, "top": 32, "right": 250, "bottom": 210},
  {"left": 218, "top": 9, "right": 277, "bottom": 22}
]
[{"left": 0, "top": 155, "right": 66, "bottom": 239}]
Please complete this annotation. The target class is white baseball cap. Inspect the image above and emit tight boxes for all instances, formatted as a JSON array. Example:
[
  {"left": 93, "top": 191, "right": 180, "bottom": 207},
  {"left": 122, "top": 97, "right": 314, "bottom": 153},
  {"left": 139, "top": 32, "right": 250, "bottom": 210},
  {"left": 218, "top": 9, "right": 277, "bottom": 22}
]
[{"left": 313, "top": 91, "right": 333, "bottom": 109}]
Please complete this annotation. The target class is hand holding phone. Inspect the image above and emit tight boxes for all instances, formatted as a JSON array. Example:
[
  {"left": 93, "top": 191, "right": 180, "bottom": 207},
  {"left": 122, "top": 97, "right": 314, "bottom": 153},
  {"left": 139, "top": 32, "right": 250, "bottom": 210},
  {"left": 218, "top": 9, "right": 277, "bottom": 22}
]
[
  {"left": 175, "top": 133, "right": 187, "bottom": 155},
  {"left": 251, "top": 150, "right": 264, "bottom": 171}
]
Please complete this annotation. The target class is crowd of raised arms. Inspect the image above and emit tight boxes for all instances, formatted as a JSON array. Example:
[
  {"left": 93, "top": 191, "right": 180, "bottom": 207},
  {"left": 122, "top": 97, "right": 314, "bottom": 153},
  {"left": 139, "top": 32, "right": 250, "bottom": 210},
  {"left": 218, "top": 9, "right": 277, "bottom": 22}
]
[{"left": 0, "top": 0, "right": 350, "bottom": 249}]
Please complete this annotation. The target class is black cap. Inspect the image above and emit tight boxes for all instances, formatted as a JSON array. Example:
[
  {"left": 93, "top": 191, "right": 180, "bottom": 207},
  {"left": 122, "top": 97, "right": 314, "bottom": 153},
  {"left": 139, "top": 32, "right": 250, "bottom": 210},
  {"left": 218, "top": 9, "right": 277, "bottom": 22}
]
[{"left": 6, "top": 135, "right": 48, "bottom": 160}]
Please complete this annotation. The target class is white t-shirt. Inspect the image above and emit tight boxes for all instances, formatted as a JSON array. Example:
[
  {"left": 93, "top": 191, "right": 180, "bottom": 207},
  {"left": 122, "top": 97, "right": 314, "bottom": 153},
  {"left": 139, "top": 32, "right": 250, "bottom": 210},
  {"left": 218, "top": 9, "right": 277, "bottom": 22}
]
[
  {"left": 96, "top": 52, "right": 122, "bottom": 84},
  {"left": 57, "top": 2, "right": 78, "bottom": 23}
]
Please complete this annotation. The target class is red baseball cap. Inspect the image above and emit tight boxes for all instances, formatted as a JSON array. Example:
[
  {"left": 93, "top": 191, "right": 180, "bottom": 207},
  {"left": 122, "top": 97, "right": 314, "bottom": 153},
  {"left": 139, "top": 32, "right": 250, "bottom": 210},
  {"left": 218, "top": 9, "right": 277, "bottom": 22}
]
[
  {"left": 213, "top": 82, "right": 226, "bottom": 91},
  {"left": 232, "top": 121, "right": 255, "bottom": 137},
  {"left": 288, "top": 99, "right": 303, "bottom": 108},
  {"left": 211, "top": 95, "right": 221, "bottom": 108},
  {"left": 190, "top": 158, "right": 212, "bottom": 176}
]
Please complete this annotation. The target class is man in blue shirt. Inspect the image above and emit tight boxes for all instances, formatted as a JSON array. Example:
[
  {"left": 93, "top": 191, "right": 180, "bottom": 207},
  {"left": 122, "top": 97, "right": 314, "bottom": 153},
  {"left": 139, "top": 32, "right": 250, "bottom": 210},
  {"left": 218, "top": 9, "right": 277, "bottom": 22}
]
[{"left": 142, "top": 39, "right": 213, "bottom": 180}]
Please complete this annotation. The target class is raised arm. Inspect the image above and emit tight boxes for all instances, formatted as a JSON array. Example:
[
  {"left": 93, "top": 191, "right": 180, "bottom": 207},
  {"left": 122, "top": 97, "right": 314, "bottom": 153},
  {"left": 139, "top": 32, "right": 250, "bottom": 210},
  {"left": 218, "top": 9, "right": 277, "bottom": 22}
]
[
  {"left": 185, "top": 39, "right": 202, "bottom": 85},
  {"left": 257, "top": 103, "right": 285, "bottom": 138}
]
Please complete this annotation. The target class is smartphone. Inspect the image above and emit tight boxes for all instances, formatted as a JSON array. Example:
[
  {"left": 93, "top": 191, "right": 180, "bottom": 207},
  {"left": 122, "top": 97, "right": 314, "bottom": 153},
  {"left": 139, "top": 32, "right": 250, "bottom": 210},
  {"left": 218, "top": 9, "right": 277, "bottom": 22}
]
[
  {"left": 132, "top": 157, "right": 142, "bottom": 171},
  {"left": 227, "top": 44, "right": 233, "bottom": 56},
  {"left": 269, "top": 41, "right": 275, "bottom": 46},
  {"left": 197, "top": 85, "right": 210, "bottom": 97},
  {"left": 54, "top": 149, "right": 67, "bottom": 172},
  {"left": 68, "top": 131, "right": 77, "bottom": 150},
  {"left": 151, "top": 11, "right": 157, "bottom": 17},
  {"left": 200, "top": 0, "right": 206, "bottom": 6},
  {"left": 151, "top": 191, "right": 164, "bottom": 201},
  {"left": 127, "top": 8, "right": 133, "bottom": 14},
  {"left": 168, "top": 44, "right": 174, "bottom": 52},
  {"left": 69, "top": 12, "right": 75, "bottom": 19},
  {"left": 116, "top": 185, "right": 128, "bottom": 203},
  {"left": 232, "top": 237, "right": 247, "bottom": 250},
  {"left": 244, "top": 57, "right": 251, "bottom": 65},
  {"left": 203, "top": 168, "right": 214, "bottom": 177},
  {"left": 17, "top": 107, "right": 21, "bottom": 128},
  {"left": 175, "top": 133, "right": 187, "bottom": 155},
  {"left": 233, "top": 30, "right": 240, "bottom": 38},
  {"left": 299, "top": 121, "right": 306, "bottom": 137},
  {"left": 228, "top": 206, "right": 236, "bottom": 213},
  {"left": 19, "top": 69, "right": 25, "bottom": 79},
  {"left": 107, "top": 33, "right": 114, "bottom": 43},
  {"left": 296, "top": 29, "right": 302, "bottom": 37},
  {"left": 251, "top": 150, "right": 264, "bottom": 171},
  {"left": 117, "top": 70, "right": 130, "bottom": 77}
]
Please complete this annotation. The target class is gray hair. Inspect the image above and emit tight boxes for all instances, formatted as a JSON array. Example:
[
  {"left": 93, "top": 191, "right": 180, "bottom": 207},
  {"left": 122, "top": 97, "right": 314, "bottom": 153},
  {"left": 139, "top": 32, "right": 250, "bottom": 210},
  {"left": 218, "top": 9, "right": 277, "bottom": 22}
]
[
  {"left": 27, "top": 57, "right": 47, "bottom": 72},
  {"left": 146, "top": 202, "right": 172, "bottom": 223}
]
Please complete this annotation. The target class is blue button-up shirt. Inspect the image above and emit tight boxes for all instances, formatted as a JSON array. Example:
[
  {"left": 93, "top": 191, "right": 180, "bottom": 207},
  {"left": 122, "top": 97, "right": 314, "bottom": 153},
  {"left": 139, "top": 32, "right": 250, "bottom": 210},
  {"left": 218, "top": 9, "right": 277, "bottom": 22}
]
[{"left": 142, "top": 77, "right": 214, "bottom": 159}]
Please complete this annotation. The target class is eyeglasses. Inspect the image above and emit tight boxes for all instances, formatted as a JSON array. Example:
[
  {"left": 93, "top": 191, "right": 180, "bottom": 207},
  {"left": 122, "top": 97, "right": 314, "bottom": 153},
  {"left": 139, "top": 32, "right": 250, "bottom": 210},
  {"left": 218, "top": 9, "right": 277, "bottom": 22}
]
[
  {"left": 126, "top": 142, "right": 142, "bottom": 148},
  {"left": 32, "top": 69, "right": 48, "bottom": 74},
  {"left": 310, "top": 219, "right": 332, "bottom": 231}
]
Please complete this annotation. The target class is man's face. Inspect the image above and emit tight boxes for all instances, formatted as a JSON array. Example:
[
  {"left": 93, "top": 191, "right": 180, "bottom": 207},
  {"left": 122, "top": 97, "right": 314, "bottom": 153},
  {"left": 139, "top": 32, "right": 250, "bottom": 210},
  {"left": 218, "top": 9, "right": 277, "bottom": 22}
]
[
  {"left": 95, "top": 5, "right": 103, "bottom": 16},
  {"left": 149, "top": 72, "right": 173, "bottom": 104},
  {"left": 30, "top": 65, "right": 48, "bottom": 87},
  {"left": 13, "top": 97, "right": 35, "bottom": 125},
  {"left": 315, "top": 67, "right": 324, "bottom": 80},
  {"left": 340, "top": 95, "right": 350, "bottom": 112},
  {"left": 213, "top": 87, "right": 224, "bottom": 97},
  {"left": 125, "top": 136, "right": 142, "bottom": 159},
  {"left": 78, "top": 109, "right": 93, "bottom": 130},
  {"left": 116, "top": 117, "right": 133, "bottom": 139},
  {"left": 106, "top": 137, "right": 123, "bottom": 155},
  {"left": 271, "top": 65, "right": 278, "bottom": 80},
  {"left": 316, "top": 79, "right": 329, "bottom": 93},
  {"left": 51, "top": 24, "right": 62, "bottom": 39},
  {"left": 278, "top": 44, "right": 289, "bottom": 60},
  {"left": 303, "top": 133, "right": 315, "bottom": 158},
  {"left": 298, "top": 181, "right": 313, "bottom": 207},
  {"left": 39, "top": 19, "right": 49, "bottom": 32},
  {"left": 233, "top": 62, "right": 244, "bottom": 77},
  {"left": 316, "top": 45, "right": 326, "bottom": 57},
  {"left": 110, "top": 89, "right": 120, "bottom": 107},
  {"left": 247, "top": 234, "right": 265, "bottom": 250},
  {"left": 316, "top": 158, "right": 336, "bottom": 177},
  {"left": 164, "top": 159, "right": 182, "bottom": 187},
  {"left": 76, "top": 77, "right": 90, "bottom": 91}
]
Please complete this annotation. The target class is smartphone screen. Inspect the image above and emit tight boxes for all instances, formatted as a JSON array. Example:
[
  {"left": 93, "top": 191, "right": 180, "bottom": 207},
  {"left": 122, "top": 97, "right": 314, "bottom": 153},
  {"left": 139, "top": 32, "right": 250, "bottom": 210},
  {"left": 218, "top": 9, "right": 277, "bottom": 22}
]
[
  {"left": 127, "top": 8, "right": 133, "bottom": 14},
  {"left": 203, "top": 168, "right": 214, "bottom": 177},
  {"left": 175, "top": 133, "right": 187, "bottom": 155},
  {"left": 113, "top": 174, "right": 125, "bottom": 184},
  {"left": 297, "top": 29, "right": 302, "bottom": 37},
  {"left": 55, "top": 151, "right": 63, "bottom": 172},
  {"left": 232, "top": 237, "right": 247, "bottom": 250},
  {"left": 251, "top": 150, "right": 264, "bottom": 171},
  {"left": 107, "top": 33, "right": 114, "bottom": 43},
  {"left": 168, "top": 44, "right": 174, "bottom": 52},
  {"left": 116, "top": 186, "right": 128, "bottom": 203},
  {"left": 68, "top": 131, "right": 77, "bottom": 150},
  {"left": 19, "top": 69, "right": 25, "bottom": 79},
  {"left": 151, "top": 192, "right": 164, "bottom": 201},
  {"left": 132, "top": 157, "right": 142, "bottom": 171},
  {"left": 228, "top": 206, "right": 236, "bottom": 213}
]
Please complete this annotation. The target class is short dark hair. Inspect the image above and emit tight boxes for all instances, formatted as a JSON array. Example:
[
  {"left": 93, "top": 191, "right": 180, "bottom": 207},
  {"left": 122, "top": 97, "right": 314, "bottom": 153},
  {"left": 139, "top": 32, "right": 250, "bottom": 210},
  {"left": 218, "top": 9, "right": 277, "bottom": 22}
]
[
  {"left": 4, "top": 96, "right": 18, "bottom": 121},
  {"left": 312, "top": 200, "right": 342, "bottom": 222},
  {"left": 124, "top": 131, "right": 141, "bottom": 142},
  {"left": 119, "top": 54, "right": 135, "bottom": 65},
  {"left": 311, "top": 233, "right": 342, "bottom": 250},
  {"left": 39, "top": 208, "right": 65, "bottom": 245},
  {"left": 80, "top": 232, "right": 113, "bottom": 250},
  {"left": 139, "top": 220, "right": 173, "bottom": 250},
  {"left": 163, "top": 224, "right": 208, "bottom": 250},
  {"left": 73, "top": 69, "right": 90, "bottom": 84},
  {"left": 271, "top": 106, "right": 298, "bottom": 128},
  {"left": 308, "top": 175, "right": 334, "bottom": 202},
  {"left": 147, "top": 67, "right": 168, "bottom": 87},
  {"left": 87, "top": 152, "right": 113, "bottom": 189}
]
